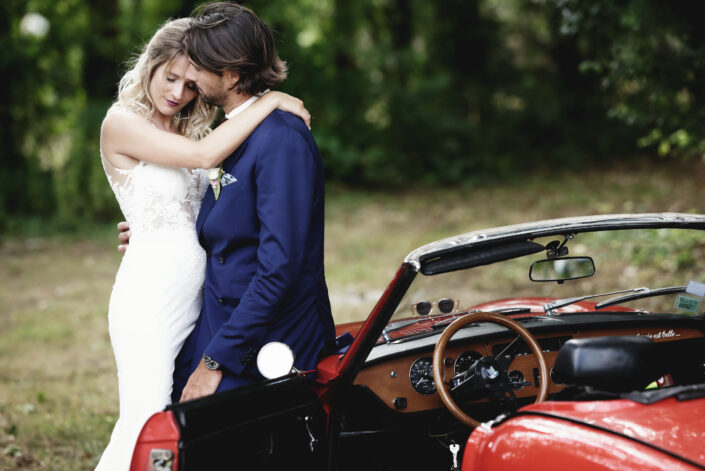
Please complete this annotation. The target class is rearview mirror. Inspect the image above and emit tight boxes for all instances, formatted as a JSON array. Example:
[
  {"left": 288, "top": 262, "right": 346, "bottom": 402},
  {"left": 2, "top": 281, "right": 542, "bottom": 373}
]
[
  {"left": 530, "top": 257, "right": 595, "bottom": 282},
  {"left": 257, "top": 342, "right": 296, "bottom": 379}
]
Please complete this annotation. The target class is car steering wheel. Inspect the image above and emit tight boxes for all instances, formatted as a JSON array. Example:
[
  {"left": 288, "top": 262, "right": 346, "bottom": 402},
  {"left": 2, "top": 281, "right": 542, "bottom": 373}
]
[{"left": 432, "top": 312, "right": 549, "bottom": 427}]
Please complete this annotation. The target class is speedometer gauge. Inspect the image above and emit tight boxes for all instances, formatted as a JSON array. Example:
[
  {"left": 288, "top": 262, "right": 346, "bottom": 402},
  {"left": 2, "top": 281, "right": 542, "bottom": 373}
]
[
  {"left": 454, "top": 350, "right": 482, "bottom": 375},
  {"left": 409, "top": 357, "right": 436, "bottom": 395}
]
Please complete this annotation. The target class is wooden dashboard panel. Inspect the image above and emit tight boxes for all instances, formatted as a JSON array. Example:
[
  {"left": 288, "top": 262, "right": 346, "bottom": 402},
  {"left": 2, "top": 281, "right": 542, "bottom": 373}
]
[{"left": 353, "top": 326, "right": 704, "bottom": 413}]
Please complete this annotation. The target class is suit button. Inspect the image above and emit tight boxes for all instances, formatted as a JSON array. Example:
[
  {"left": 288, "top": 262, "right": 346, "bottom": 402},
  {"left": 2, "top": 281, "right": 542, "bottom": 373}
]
[
  {"left": 218, "top": 297, "right": 224, "bottom": 305},
  {"left": 218, "top": 256, "right": 225, "bottom": 264}
]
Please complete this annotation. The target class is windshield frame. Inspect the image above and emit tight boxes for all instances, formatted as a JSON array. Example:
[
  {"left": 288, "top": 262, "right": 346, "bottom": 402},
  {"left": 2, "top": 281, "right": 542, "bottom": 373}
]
[{"left": 406, "top": 213, "right": 705, "bottom": 273}]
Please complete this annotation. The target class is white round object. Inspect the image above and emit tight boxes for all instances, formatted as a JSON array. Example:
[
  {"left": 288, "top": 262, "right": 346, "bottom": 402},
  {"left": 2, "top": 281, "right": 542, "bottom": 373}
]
[{"left": 257, "top": 342, "right": 295, "bottom": 379}]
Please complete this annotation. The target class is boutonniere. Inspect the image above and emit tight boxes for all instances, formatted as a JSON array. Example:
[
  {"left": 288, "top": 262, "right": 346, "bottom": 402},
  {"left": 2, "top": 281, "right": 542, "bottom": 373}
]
[{"left": 208, "top": 166, "right": 224, "bottom": 200}]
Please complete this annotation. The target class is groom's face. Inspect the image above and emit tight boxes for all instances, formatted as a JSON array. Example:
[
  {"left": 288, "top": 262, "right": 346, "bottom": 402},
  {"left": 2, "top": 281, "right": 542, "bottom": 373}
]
[{"left": 185, "top": 61, "right": 228, "bottom": 107}]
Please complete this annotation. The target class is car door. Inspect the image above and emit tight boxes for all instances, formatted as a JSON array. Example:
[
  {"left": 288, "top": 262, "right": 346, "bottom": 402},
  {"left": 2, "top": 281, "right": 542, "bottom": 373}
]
[{"left": 167, "top": 373, "right": 328, "bottom": 470}]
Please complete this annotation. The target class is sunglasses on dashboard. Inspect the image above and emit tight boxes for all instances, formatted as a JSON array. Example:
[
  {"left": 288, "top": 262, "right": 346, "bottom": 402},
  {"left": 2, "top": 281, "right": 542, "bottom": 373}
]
[{"left": 411, "top": 298, "right": 459, "bottom": 316}]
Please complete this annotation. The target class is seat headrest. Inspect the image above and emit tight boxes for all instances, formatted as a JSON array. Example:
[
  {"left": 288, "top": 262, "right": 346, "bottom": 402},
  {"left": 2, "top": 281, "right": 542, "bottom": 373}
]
[{"left": 551, "top": 336, "right": 666, "bottom": 393}]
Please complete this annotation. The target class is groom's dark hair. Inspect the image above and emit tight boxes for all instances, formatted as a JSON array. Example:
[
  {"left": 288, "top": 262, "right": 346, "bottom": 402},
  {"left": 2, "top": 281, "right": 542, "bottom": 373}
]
[{"left": 185, "top": 2, "right": 288, "bottom": 96}]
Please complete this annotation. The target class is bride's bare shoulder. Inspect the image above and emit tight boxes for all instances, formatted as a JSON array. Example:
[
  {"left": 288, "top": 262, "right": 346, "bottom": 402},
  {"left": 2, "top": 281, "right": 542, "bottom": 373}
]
[
  {"left": 102, "top": 106, "right": 149, "bottom": 134},
  {"left": 101, "top": 107, "right": 154, "bottom": 154},
  {"left": 101, "top": 106, "right": 150, "bottom": 167}
]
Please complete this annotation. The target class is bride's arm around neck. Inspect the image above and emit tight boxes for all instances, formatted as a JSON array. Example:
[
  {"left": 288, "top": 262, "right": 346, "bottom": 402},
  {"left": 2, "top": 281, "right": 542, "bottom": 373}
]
[{"left": 100, "top": 91, "right": 307, "bottom": 170}]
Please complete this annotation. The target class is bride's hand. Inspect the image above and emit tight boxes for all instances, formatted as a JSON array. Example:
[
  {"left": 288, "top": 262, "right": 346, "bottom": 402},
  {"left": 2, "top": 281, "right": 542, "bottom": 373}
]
[{"left": 267, "top": 91, "right": 311, "bottom": 129}]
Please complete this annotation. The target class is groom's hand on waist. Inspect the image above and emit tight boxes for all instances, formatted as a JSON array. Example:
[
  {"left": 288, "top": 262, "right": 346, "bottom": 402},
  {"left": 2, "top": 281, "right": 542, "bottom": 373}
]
[
  {"left": 180, "top": 357, "right": 223, "bottom": 402},
  {"left": 117, "top": 221, "right": 131, "bottom": 253}
]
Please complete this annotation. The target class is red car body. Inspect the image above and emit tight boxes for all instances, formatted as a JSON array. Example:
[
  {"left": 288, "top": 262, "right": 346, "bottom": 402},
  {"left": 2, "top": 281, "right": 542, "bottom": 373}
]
[
  {"left": 130, "top": 214, "right": 705, "bottom": 471},
  {"left": 464, "top": 398, "right": 705, "bottom": 470}
]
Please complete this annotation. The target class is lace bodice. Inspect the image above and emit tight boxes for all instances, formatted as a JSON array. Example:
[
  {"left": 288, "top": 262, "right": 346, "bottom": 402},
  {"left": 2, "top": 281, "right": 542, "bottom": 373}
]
[{"left": 101, "top": 154, "right": 208, "bottom": 234}]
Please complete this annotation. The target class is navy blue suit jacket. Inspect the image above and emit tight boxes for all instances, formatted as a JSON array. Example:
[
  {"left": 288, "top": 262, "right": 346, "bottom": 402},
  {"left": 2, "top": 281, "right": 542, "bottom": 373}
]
[{"left": 173, "top": 109, "right": 335, "bottom": 397}]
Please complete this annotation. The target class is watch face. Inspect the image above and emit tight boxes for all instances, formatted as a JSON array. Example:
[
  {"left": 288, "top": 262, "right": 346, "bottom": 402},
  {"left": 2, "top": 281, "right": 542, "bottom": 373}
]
[{"left": 204, "top": 355, "right": 220, "bottom": 370}]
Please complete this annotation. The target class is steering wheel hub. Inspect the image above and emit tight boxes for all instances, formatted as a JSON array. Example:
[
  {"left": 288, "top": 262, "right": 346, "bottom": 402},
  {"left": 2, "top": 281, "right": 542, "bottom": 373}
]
[{"left": 480, "top": 360, "right": 500, "bottom": 380}]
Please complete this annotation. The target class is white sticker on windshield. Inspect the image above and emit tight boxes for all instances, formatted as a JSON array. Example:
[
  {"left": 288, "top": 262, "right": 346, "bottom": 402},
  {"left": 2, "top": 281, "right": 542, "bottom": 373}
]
[{"left": 686, "top": 281, "right": 705, "bottom": 298}]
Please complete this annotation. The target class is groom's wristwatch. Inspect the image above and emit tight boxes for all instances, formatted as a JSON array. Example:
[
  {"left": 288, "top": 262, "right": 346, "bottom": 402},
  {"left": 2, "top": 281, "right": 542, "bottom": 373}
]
[{"left": 203, "top": 354, "right": 221, "bottom": 371}]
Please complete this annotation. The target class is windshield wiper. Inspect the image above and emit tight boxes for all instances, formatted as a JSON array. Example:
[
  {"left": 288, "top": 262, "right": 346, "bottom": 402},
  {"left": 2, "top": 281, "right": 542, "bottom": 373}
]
[
  {"left": 491, "top": 307, "right": 532, "bottom": 315},
  {"left": 594, "top": 286, "right": 686, "bottom": 310},
  {"left": 382, "top": 312, "right": 466, "bottom": 342},
  {"left": 543, "top": 287, "right": 649, "bottom": 315},
  {"left": 382, "top": 307, "right": 533, "bottom": 343},
  {"left": 381, "top": 318, "right": 424, "bottom": 342}
]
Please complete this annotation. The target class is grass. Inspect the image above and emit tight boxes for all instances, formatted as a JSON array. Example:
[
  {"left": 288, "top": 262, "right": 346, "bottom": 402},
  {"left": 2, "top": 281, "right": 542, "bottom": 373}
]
[
  {"left": 1, "top": 162, "right": 704, "bottom": 469},
  {"left": 0, "top": 233, "right": 121, "bottom": 469}
]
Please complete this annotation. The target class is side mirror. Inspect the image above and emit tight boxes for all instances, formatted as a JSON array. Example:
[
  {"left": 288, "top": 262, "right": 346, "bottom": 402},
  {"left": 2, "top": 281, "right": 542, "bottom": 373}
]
[
  {"left": 257, "top": 342, "right": 296, "bottom": 379},
  {"left": 530, "top": 257, "right": 595, "bottom": 283}
]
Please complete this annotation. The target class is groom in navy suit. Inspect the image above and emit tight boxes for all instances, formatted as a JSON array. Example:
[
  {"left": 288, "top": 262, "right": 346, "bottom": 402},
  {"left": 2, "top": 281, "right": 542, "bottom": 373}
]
[{"left": 172, "top": 2, "right": 335, "bottom": 401}]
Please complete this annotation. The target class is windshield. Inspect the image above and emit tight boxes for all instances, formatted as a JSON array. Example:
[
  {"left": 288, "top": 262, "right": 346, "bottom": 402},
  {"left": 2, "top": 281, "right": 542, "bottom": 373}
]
[{"left": 387, "top": 228, "right": 705, "bottom": 333}]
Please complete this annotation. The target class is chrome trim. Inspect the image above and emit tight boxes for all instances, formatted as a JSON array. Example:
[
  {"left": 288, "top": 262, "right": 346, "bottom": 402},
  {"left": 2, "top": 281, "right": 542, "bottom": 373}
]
[{"left": 148, "top": 449, "right": 174, "bottom": 471}]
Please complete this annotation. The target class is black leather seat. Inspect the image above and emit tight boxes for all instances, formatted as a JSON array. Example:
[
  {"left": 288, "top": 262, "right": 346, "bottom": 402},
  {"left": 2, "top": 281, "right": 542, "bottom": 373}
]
[{"left": 551, "top": 336, "right": 667, "bottom": 393}]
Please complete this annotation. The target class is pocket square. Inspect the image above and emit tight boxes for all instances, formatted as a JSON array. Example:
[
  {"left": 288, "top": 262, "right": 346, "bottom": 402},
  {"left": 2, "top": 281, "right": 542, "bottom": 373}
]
[{"left": 220, "top": 173, "right": 237, "bottom": 187}]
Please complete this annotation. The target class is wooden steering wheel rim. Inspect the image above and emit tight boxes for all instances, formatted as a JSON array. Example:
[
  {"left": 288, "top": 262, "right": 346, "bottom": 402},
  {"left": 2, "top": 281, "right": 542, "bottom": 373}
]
[{"left": 432, "top": 312, "right": 549, "bottom": 428}]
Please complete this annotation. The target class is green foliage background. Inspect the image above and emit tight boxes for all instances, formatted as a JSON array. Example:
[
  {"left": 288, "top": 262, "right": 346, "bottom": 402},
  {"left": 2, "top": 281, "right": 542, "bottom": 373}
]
[{"left": 3, "top": 0, "right": 705, "bottom": 229}]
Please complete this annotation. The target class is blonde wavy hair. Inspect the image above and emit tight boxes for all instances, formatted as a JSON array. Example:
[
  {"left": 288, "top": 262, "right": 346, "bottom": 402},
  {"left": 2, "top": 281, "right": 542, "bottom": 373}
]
[{"left": 112, "top": 18, "right": 217, "bottom": 140}]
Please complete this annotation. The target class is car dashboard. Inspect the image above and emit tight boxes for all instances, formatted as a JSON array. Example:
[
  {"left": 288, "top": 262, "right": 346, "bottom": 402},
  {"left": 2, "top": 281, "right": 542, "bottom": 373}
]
[{"left": 353, "top": 314, "right": 705, "bottom": 414}]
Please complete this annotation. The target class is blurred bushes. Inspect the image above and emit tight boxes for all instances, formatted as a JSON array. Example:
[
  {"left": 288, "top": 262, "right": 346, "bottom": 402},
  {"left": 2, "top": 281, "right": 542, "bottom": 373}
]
[
  {"left": 2, "top": 0, "right": 704, "bottom": 229},
  {"left": 555, "top": 0, "right": 705, "bottom": 160}
]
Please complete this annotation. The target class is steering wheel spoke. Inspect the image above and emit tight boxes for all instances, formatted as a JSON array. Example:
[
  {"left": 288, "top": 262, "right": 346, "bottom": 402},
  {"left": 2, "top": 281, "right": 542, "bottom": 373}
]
[
  {"left": 512, "top": 380, "right": 532, "bottom": 389},
  {"left": 432, "top": 312, "right": 549, "bottom": 428},
  {"left": 449, "top": 371, "right": 484, "bottom": 401},
  {"left": 494, "top": 335, "right": 522, "bottom": 370},
  {"left": 496, "top": 370, "right": 519, "bottom": 412}
]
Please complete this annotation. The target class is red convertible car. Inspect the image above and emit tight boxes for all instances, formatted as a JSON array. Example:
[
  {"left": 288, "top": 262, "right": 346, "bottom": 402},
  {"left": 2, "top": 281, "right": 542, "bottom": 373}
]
[{"left": 130, "top": 213, "right": 705, "bottom": 470}]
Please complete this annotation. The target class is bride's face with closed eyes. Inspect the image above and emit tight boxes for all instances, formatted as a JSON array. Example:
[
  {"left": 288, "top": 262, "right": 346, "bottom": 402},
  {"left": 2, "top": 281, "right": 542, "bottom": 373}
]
[{"left": 148, "top": 54, "right": 198, "bottom": 121}]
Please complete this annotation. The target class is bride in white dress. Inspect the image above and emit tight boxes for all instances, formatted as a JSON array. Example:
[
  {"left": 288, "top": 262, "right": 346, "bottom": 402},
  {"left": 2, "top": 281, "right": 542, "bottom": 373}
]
[{"left": 96, "top": 18, "right": 310, "bottom": 470}]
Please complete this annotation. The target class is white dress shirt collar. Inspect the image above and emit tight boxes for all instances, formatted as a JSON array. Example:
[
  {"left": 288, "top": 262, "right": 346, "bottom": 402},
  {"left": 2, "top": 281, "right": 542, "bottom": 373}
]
[{"left": 224, "top": 89, "right": 269, "bottom": 119}]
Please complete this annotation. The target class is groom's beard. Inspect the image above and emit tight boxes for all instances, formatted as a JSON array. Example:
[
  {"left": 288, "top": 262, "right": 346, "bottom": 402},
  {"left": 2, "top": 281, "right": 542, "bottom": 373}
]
[{"left": 199, "top": 88, "right": 227, "bottom": 108}]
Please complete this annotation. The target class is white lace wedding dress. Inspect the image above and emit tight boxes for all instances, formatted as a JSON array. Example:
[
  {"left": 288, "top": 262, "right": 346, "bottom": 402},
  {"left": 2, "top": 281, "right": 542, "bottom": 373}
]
[{"left": 96, "top": 154, "right": 207, "bottom": 470}]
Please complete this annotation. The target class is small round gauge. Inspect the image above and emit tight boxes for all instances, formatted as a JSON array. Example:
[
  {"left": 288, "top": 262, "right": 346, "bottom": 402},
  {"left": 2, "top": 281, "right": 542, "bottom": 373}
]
[
  {"left": 508, "top": 370, "right": 525, "bottom": 388},
  {"left": 454, "top": 350, "right": 482, "bottom": 375},
  {"left": 409, "top": 357, "right": 436, "bottom": 395}
]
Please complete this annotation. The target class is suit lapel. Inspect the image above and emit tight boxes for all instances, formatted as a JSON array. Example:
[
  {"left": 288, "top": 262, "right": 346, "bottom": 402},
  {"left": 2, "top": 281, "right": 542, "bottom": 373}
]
[
  {"left": 196, "top": 142, "right": 249, "bottom": 237},
  {"left": 222, "top": 143, "right": 246, "bottom": 174}
]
